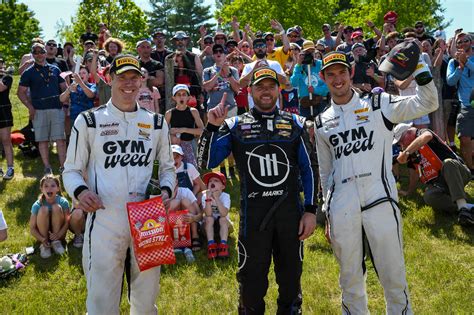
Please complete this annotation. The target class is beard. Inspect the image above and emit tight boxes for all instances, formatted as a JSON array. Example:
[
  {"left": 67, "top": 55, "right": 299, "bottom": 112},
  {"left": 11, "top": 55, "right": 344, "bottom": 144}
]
[{"left": 255, "top": 51, "right": 267, "bottom": 59}]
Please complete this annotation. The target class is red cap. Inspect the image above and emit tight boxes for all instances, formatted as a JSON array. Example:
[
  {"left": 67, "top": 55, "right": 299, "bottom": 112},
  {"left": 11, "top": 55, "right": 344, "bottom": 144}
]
[
  {"left": 203, "top": 171, "right": 226, "bottom": 188},
  {"left": 10, "top": 131, "right": 25, "bottom": 145},
  {"left": 384, "top": 11, "right": 398, "bottom": 24},
  {"left": 351, "top": 31, "right": 364, "bottom": 40}
]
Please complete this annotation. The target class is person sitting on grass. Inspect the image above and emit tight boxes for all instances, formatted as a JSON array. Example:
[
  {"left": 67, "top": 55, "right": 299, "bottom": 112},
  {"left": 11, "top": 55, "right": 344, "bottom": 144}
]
[
  {"left": 69, "top": 201, "right": 86, "bottom": 248},
  {"left": 201, "top": 171, "right": 232, "bottom": 259},
  {"left": 0, "top": 209, "right": 7, "bottom": 242},
  {"left": 169, "top": 184, "right": 204, "bottom": 251},
  {"left": 172, "top": 144, "right": 205, "bottom": 199},
  {"left": 29, "top": 175, "right": 70, "bottom": 258}
]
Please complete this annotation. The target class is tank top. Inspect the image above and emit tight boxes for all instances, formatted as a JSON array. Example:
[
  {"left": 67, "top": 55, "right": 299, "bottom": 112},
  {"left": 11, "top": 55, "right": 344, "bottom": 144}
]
[{"left": 169, "top": 106, "right": 196, "bottom": 141}]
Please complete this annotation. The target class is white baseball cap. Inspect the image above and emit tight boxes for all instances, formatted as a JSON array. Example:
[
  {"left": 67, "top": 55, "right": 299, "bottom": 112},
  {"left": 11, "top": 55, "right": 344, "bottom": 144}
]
[
  {"left": 393, "top": 123, "right": 413, "bottom": 144},
  {"left": 171, "top": 145, "right": 184, "bottom": 156},
  {"left": 172, "top": 84, "right": 190, "bottom": 96}
]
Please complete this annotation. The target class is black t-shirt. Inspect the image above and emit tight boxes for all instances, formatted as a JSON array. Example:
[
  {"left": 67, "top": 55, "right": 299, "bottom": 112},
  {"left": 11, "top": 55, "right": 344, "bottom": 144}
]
[
  {"left": 140, "top": 59, "right": 164, "bottom": 78},
  {"left": 417, "top": 34, "right": 435, "bottom": 45},
  {"left": 0, "top": 75, "right": 13, "bottom": 106},
  {"left": 151, "top": 49, "right": 172, "bottom": 65},
  {"left": 46, "top": 57, "right": 69, "bottom": 72},
  {"left": 80, "top": 32, "right": 98, "bottom": 43},
  {"left": 440, "top": 57, "right": 458, "bottom": 99}
]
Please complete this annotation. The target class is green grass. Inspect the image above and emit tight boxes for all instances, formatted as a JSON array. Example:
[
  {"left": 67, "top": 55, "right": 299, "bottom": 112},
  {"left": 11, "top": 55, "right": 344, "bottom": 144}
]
[{"left": 0, "top": 76, "right": 473, "bottom": 313}]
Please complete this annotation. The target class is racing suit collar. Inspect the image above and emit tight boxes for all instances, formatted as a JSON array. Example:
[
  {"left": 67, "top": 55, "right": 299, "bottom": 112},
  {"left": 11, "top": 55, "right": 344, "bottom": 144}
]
[
  {"left": 250, "top": 106, "right": 278, "bottom": 120},
  {"left": 331, "top": 89, "right": 360, "bottom": 112},
  {"left": 107, "top": 100, "right": 139, "bottom": 120}
]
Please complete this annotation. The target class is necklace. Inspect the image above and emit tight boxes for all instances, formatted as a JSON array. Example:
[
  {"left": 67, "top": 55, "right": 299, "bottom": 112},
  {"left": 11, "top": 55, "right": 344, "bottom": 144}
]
[{"left": 34, "top": 64, "right": 53, "bottom": 87}]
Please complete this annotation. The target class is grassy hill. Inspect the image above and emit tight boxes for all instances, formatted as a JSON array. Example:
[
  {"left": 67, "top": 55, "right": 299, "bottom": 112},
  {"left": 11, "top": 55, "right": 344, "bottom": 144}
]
[{"left": 0, "top": 76, "right": 473, "bottom": 313}]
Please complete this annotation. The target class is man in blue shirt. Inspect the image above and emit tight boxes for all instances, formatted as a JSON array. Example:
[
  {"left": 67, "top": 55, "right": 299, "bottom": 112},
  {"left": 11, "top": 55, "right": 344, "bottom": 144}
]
[
  {"left": 447, "top": 33, "right": 474, "bottom": 174},
  {"left": 17, "top": 43, "right": 67, "bottom": 175}
]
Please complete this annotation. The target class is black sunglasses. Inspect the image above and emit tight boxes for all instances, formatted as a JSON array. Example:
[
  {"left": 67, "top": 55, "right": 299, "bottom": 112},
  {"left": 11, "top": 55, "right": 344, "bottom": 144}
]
[
  {"left": 457, "top": 39, "right": 470, "bottom": 45},
  {"left": 32, "top": 50, "right": 46, "bottom": 55},
  {"left": 215, "top": 37, "right": 226, "bottom": 40},
  {"left": 204, "top": 40, "right": 213, "bottom": 44},
  {"left": 47, "top": 43, "right": 57, "bottom": 47},
  {"left": 213, "top": 49, "right": 224, "bottom": 54}
]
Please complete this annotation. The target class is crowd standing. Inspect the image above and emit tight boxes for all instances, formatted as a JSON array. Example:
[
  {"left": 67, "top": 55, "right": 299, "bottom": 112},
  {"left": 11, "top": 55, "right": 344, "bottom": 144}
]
[{"left": 0, "top": 11, "right": 473, "bottom": 314}]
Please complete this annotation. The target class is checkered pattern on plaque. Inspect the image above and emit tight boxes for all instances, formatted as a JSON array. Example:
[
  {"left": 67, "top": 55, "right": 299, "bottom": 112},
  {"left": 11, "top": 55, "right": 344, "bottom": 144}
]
[
  {"left": 168, "top": 210, "right": 191, "bottom": 248},
  {"left": 127, "top": 196, "right": 176, "bottom": 272}
]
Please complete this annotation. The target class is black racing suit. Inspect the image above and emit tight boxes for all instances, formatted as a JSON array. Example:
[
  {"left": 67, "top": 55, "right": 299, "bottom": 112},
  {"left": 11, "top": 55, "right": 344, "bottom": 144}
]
[{"left": 198, "top": 108, "right": 318, "bottom": 314}]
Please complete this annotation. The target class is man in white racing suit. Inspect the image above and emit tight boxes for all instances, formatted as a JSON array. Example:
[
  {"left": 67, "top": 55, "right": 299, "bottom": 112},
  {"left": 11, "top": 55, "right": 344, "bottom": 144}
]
[
  {"left": 315, "top": 45, "right": 438, "bottom": 314},
  {"left": 63, "top": 55, "right": 175, "bottom": 315}
]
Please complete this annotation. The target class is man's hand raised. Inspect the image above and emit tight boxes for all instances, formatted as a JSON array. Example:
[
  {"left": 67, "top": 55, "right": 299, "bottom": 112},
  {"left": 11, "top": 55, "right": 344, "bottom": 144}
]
[{"left": 207, "top": 92, "right": 229, "bottom": 126}]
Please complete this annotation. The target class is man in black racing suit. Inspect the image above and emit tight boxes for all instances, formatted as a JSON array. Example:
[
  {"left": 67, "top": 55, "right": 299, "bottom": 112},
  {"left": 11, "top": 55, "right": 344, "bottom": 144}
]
[{"left": 197, "top": 67, "right": 318, "bottom": 314}]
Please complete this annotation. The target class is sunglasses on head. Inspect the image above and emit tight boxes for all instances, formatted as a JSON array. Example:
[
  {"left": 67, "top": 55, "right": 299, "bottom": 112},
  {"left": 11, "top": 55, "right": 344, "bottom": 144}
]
[
  {"left": 32, "top": 50, "right": 46, "bottom": 55},
  {"left": 457, "top": 38, "right": 470, "bottom": 45},
  {"left": 47, "top": 43, "right": 57, "bottom": 47}
]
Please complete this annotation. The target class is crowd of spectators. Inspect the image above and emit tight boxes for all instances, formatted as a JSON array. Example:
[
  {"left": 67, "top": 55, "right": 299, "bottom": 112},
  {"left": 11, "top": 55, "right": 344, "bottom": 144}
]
[{"left": 0, "top": 12, "right": 473, "bottom": 261}]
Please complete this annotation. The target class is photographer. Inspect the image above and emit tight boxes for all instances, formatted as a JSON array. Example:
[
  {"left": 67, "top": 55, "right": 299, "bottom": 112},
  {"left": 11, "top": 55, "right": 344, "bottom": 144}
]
[
  {"left": 290, "top": 40, "right": 329, "bottom": 119},
  {"left": 351, "top": 43, "right": 384, "bottom": 92},
  {"left": 0, "top": 62, "right": 14, "bottom": 179}
]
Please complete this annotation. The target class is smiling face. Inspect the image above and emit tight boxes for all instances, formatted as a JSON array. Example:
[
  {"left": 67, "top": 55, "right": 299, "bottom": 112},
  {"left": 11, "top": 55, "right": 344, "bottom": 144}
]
[
  {"left": 111, "top": 70, "right": 142, "bottom": 110},
  {"left": 321, "top": 64, "right": 352, "bottom": 104},
  {"left": 251, "top": 78, "right": 279, "bottom": 112}
]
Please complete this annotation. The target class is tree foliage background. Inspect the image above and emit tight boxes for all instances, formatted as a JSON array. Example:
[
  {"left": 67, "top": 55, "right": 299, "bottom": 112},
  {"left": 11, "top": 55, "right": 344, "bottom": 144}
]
[
  {"left": 0, "top": 0, "right": 41, "bottom": 65},
  {"left": 57, "top": 0, "right": 148, "bottom": 53},
  {"left": 147, "top": 0, "right": 213, "bottom": 44},
  {"left": 216, "top": 0, "right": 449, "bottom": 40}
]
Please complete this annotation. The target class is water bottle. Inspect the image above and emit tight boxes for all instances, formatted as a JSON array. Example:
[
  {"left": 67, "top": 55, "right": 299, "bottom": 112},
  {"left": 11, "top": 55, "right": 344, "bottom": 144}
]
[{"left": 183, "top": 248, "right": 195, "bottom": 263}]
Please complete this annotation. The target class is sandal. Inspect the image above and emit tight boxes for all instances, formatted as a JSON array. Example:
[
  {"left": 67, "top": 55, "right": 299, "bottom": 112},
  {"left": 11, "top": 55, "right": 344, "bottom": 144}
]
[{"left": 191, "top": 238, "right": 201, "bottom": 251}]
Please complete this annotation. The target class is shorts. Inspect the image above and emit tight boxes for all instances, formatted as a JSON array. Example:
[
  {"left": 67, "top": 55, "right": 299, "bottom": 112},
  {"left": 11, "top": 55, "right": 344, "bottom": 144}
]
[
  {"left": 33, "top": 109, "right": 66, "bottom": 142},
  {"left": 456, "top": 106, "right": 474, "bottom": 138},
  {"left": 0, "top": 103, "right": 13, "bottom": 129}
]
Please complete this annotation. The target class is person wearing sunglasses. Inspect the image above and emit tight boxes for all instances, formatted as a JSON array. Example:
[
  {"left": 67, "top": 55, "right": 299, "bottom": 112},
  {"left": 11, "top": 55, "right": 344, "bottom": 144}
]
[
  {"left": 256, "top": 19, "right": 290, "bottom": 69},
  {"left": 17, "top": 43, "right": 68, "bottom": 175},
  {"left": 317, "top": 23, "right": 342, "bottom": 51},
  {"left": 45, "top": 40, "right": 68, "bottom": 72},
  {"left": 286, "top": 27, "right": 304, "bottom": 47},
  {"left": 414, "top": 21, "right": 435, "bottom": 45},
  {"left": 447, "top": 32, "right": 474, "bottom": 175},
  {"left": 150, "top": 30, "right": 172, "bottom": 65}
]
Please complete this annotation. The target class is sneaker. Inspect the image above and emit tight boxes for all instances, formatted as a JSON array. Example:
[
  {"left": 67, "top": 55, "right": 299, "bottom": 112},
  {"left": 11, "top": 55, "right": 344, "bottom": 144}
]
[
  {"left": 51, "top": 240, "right": 65, "bottom": 255},
  {"left": 72, "top": 234, "right": 84, "bottom": 248},
  {"left": 218, "top": 243, "right": 229, "bottom": 258},
  {"left": 44, "top": 167, "right": 53, "bottom": 175},
  {"left": 458, "top": 207, "right": 474, "bottom": 225},
  {"left": 39, "top": 244, "right": 52, "bottom": 259},
  {"left": 3, "top": 167, "right": 14, "bottom": 180},
  {"left": 207, "top": 243, "right": 218, "bottom": 260}
]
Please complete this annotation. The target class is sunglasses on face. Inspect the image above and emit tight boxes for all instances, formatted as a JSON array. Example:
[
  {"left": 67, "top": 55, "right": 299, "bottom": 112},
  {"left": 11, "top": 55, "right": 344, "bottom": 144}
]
[
  {"left": 254, "top": 44, "right": 266, "bottom": 49},
  {"left": 322, "top": 28, "right": 329, "bottom": 32},
  {"left": 289, "top": 34, "right": 299, "bottom": 38},
  {"left": 241, "top": 45, "right": 250, "bottom": 48},
  {"left": 215, "top": 37, "right": 226, "bottom": 40},
  {"left": 204, "top": 41, "right": 213, "bottom": 44},
  {"left": 266, "top": 38, "right": 274, "bottom": 42},
  {"left": 457, "top": 39, "right": 470, "bottom": 45},
  {"left": 415, "top": 25, "right": 423, "bottom": 29},
  {"left": 344, "top": 30, "right": 353, "bottom": 34},
  {"left": 213, "top": 50, "right": 224, "bottom": 54},
  {"left": 47, "top": 43, "right": 57, "bottom": 47},
  {"left": 154, "top": 36, "right": 165, "bottom": 40},
  {"left": 32, "top": 50, "right": 46, "bottom": 55}
]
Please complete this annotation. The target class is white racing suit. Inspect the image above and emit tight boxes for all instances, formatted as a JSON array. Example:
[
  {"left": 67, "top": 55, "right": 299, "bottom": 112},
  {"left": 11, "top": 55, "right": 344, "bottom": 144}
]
[
  {"left": 63, "top": 101, "right": 175, "bottom": 315},
  {"left": 315, "top": 81, "right": 438, "bottom": 314}
]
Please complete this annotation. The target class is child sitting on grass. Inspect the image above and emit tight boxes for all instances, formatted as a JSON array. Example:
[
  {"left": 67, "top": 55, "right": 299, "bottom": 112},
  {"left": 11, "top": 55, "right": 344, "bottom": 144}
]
[
  {"left": 201, "top": 171, "right": 232, "bottom": 259},
  {"left": 29, "top": 175, "right": 70, "bottom": 258}
]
